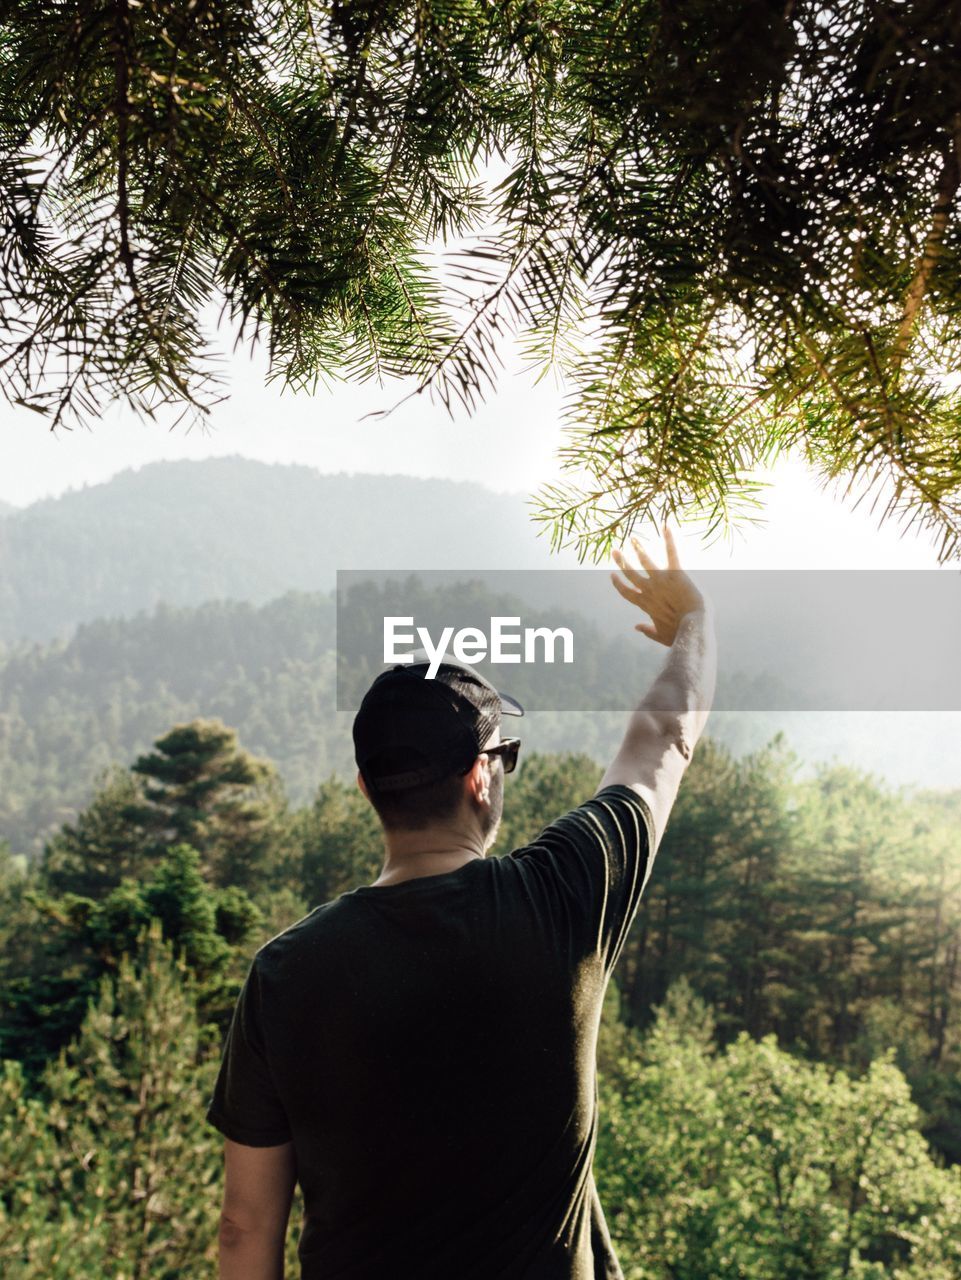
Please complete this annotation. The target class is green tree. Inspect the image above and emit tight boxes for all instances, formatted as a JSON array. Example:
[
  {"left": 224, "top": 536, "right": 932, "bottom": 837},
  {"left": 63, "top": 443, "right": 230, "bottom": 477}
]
[
  {"left": 2, "top": 844, "right": 260, "bottom": 1073},
  {"left": 596, "top": 981, "right": 961, "bottom": 1280},
  {"left": 0, "top": 923, "right": 306, "bottom": 1279},
  {"left": 490, "top": 750, "right": 603, "bottom": 856},
  {"left": 292, "top": 776, "right": 382, "bottom": 906},
  {"left": 76, "top": 843, "right": 260, "bottom": 1014},
  {"left": 39, "top": 765, "right": 149, "bottom": 897},
  {"left": 706, "top": 735, "right": 801, "bottom": 1042},
  {"left": 129, "top": 719, "right": 287, "bottom": 890},
  {"left": 0, "top": 1056, "right": 111, "bottom": 1278},
  {"left": 784, "top": 765, "right": 918, "bottom": 1062},
  {"left": 1, "top": 925, "right": 222, "bottom": 1277},
  {"left": 618, "top": 734, "right": 743, "bottom": 1028}
]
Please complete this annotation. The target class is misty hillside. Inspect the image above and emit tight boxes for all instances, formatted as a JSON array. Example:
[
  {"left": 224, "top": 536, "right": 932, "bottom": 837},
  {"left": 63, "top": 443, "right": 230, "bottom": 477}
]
[
  {"left": 0, "top": 458, "right": 582, "bottom": 645},
  {"left": 0, "top": 589, "right": 955, "bottom": 859},
  {"left": 0, "top": 591, "right": 628, "bottom": 856}
]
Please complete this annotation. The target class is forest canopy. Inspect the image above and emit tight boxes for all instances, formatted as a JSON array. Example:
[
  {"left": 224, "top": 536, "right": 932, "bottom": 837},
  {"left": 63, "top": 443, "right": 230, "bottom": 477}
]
[
  {"left": 2, "top": 722, "right": 961, "bottom": 1276},
  {"left": 2, "top": 1, "right": 961, "bottom": 557}
]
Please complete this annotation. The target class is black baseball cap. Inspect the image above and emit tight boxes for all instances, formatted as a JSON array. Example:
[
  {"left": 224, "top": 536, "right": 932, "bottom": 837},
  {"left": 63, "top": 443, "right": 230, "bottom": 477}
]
[{"left": 353, "top": 655, "right": 524, "bottom": 792}]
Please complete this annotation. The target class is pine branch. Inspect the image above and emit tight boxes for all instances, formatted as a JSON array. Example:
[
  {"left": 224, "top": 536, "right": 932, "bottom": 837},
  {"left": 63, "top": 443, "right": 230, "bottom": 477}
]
[{"left": 893, "top": 113, "right": 961, "bottom": 374}]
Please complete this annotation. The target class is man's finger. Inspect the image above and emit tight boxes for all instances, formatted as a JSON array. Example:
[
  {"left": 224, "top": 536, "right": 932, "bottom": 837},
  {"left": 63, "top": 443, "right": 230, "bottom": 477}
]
[
  {"left": 630, "top": 536, "right": 660, "bottom": 575},
  {"left": 663, "top": 520, "right": 681, "bottom": 570},
  {"left": 609, "top": 571, "right": 651, "bottom": 611},
  {"left": 613, "top": 547, "right": 651, "bottom": 592}
]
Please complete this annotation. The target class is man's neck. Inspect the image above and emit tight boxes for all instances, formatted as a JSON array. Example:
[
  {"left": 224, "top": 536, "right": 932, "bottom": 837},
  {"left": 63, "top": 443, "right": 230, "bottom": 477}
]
[
  {"left": 372, "top": 823, "right": 488, "bottom": 887},
  {"left": 370, "top": 849, "right": 482, "bottom": 888}
]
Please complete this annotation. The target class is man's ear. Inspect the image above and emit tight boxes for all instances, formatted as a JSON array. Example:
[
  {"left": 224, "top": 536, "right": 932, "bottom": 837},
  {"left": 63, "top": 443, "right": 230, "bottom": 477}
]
[
  {"left": 357, "top": 771, "right": 370, "bottom": 800},
  {"left": 465, "top": 756, "right": 491, "bottom": 805}
]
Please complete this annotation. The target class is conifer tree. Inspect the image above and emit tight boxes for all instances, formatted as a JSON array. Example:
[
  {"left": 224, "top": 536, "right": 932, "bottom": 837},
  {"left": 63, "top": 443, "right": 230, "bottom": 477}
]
[
  {"left": 40, "top": 765, "right": 148, "bottom": 898},
  {"left": 4, "top": 844, "right": 260, "bottom": 1069},
  {"left": 293, "top": 775, "right": 382, "bottom": 905},
  {"left": 1, "top": 924, "right": 222, "bottom": 1277},
  {"left": 0, "top": 921, "right": 308, "bottom": 1279},
  {"left": 129, "top": 718, "right": 285, "bottom": 890}
]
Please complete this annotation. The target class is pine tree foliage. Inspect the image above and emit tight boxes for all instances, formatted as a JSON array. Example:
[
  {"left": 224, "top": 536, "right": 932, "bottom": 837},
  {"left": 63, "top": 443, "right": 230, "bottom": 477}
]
[
  {"left": 128, "top": 718, "right": 287, "bottom": 889},
  {"left": 0, "top": 924, "right": 224, "bottom": 1278},
  {"left": 3, "top": 842, "right": 260, "bottom": 1071},
  {"left": 40, "top": 765, "right": 149, "bottom": 898},
  {"left": 530, "top": 0, "right": 961, "bottom": 563},
  {"left": 0, "top": 0, "right": 527, "bottom": 424},
  {"left": 2, "top": 3, "right": 961, "bottom": 556}
]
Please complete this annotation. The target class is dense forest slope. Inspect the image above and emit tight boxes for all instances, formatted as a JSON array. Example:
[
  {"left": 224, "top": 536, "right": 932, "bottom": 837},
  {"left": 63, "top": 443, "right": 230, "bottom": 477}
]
[
  {"left": 0, "top": 458, "right": 581, "bottom": 645},
  {"left": 0, "top": 589, "right": 648, "bottom": 856},
  {"left": 1, "top": 589, "right": 957, "bottom": 858}
]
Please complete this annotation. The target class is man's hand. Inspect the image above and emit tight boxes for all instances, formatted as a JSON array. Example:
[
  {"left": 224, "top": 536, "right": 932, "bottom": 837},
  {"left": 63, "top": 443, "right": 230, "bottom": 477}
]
[
  {"left": 610, "top": 521, "right": 706, "bottom": 647},
  {"left": 598, "top": 519, "right": 716, "bottom": 848}
]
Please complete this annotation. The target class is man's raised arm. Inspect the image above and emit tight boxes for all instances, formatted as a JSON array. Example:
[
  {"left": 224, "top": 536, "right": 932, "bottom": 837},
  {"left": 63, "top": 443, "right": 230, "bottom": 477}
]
[{"left": 596, "top": 523, "right": 717, "bottom": 852}]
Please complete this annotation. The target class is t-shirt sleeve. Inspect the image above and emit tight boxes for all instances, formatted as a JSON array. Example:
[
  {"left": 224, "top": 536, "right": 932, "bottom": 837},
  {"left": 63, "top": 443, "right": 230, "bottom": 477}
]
[
  {"left": 508, "top": 784, "right": 657, "bottom": 972},
  {"left": 205, "top": 956, "right": 293, "bottom": 1147}
]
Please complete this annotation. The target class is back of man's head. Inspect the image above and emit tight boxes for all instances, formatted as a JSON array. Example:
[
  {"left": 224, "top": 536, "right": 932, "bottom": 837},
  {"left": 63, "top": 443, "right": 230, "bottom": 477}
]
[
  {"left": 352, "top": 658, "right": 522, "bottom": 832},
  {"left": 363, "top": 751, "right": 472, "bottom": 830}
]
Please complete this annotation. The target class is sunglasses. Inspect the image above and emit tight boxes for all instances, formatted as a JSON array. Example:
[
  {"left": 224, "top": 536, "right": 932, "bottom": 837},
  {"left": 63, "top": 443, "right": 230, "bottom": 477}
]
[{"left": 479, "top": 738, "right": 521, "bottom": 774}]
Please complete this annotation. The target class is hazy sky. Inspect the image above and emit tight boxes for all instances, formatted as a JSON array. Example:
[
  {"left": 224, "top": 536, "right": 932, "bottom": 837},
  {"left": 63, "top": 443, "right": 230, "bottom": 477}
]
[{"left": 1, "top": 330, "right": 954, "bottom": 572}]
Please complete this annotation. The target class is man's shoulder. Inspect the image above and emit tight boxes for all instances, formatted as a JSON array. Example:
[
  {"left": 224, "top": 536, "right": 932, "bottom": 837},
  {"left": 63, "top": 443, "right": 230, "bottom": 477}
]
[
  {"left": 253, "top": 897, "right": 349, "bottom": 968},
  {"left": 587, "top": 784, "right": 657, "bottom": 840},
  {"left": 507, "top": 784, "right": 655, "bottom": 860}
]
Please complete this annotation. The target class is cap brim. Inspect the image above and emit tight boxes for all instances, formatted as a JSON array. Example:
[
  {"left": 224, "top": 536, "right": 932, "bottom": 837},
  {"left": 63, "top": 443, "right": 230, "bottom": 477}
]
[{"left": 499, "top": 691, "right": 524, "bottom": 717}]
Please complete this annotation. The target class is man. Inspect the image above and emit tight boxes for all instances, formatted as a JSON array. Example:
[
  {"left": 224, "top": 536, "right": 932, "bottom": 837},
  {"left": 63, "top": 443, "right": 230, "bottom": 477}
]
[{"left": 206, "top": 523, "right": 716, "bottom": 1279}]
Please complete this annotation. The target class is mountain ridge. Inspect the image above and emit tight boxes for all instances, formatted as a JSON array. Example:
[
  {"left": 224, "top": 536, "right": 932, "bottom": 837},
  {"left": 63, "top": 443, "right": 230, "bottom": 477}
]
[
  {"left": 0, "top": 457, "right": 583, "bottom": 645},
  {"left": 12, "top": 457, "right": 535, "bottom": 513}
]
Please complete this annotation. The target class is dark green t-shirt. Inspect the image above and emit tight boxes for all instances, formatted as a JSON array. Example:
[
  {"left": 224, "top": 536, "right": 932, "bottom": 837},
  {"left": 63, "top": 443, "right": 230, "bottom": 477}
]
[{"left": 206, "top": 784, "right": 656, "bottom": 1279}]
